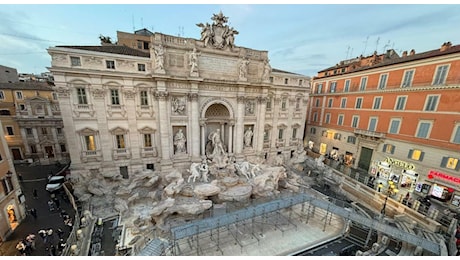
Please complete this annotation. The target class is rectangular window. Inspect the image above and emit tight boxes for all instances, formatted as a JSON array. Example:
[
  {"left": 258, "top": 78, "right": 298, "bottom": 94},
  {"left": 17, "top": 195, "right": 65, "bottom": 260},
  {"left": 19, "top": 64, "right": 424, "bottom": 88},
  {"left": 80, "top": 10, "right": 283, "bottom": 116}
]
[
  {"left": 76, "top": 88, "right": 88, "bottom": 104},
  {"left": 344, "top": 79, "right": 350, "bottom": 92},
  {"left": 284, "top": 78, "right": 289, "bottom": 84},
  {"left": 337, "top": 114, "right": 344, "bottom": 126},
  {"left": 325, "top": 113, "right": 331, "bottom": 124},
  {"left": 30, "top": 145, "right": 37, "bottom": 153},
  {"left": 389, "top": 119, "right": 401, "bottom": 134},
  {"left": 433, "top": 64, "right": 449, "bottom": 85},
  {"left": 0, "top": 91, "right": 4, "bottom": 100},
  {"left": 278, "top": 129, "right": 284, "bottom": 140},
  {"left": 313, "top": 112, "right": 318, "bottom": 122},
  {"left": 416, "top": 121, "right": 432, "bottom": 139},
  {"left": 292, "top": 128, "right": 297, "bottom": 139},
  {"left": 299, "top": 79, "right": 303, "bottom": 86},
  {"left": 395, "top": 96, "right": 406, "bottom": 110},
  {"left": 453, "top": 125, "right": 460, "bottom": 144},
  {"left": 341, "top": 98, "right": 347, "bottom": 108},
  {"left": 41, "top": 128, "right": 48, "bottom": 135},
  {"left": 373, "top": 97, "right": 382, "bottom": 109},
  {"left": 85, "top": 135, "right": 96, "bottom": 151},
  {"left": 347, "top": 136, "right": 356, "bottom": 144},
  {"left": 317, "top": 83, "right": 323, "bottom": 94},
  {"left": 355, "top": 97, "right": 363, "bottom": 109},
  {"left": 116, "top": 135, "right": 125, "bottom": 149},
  {"left": 334, "top": 133, "right": 342, "bottom": 140},
  {"left": 315, "top": 98, "right": 320, "bottom": 107},
  {"left": 26, "top": 128, "right": 33, "bottom": 135},
  {"left": 111, "top": 89, "right": 120, "bottom": 105},
  {"left": 330, "top": 82, "right": 337, "bottom": 93},
  {"left": 15, "top": 91, "right": 23, "bottom": 100},
  {"left": 6, "top": 126, "right": 14, "bottom": 135},
  {"left": 144, "top": 134, "right": 152, "bottom": 147},
  {"left": 310, "top": 127, "right": 316, "bottom": 135},
  {"left": 359, "top": 77, "right": 367, "bottom": 91},
  {"left": 424, "top": 95, "right": 439, "bottom": 111},
  {"left": 264, "top": 130, "right": 270, "bottom": 141},
  {"left": 281, "top": 98, "right": 287, "bottom": 110},
  {"left": 378, "top": 74, "right": 388, "bottom": 89},
  {"left": 266, "top": 98, "right": 272, "bottom": 111},
  {"left": 106, "top": 60, "right": 115, "bottom": 69},
  {"left": 52, "top": 92, "right": 58, "bottom": 100},
  {"left": 60, "top": 144, "right": 67, "bottom": 153},
  {"left": 56, "top": 128, "right": 62, "bottom": 134},
  {"left": 351, "top": 116, "right": 359, "bottom": 128},
  {"left": 383, "top": 144, "right": 395, "bottom": 154},
  {"left": 138, "top": 63, "right": 146, "bottom": 72},
  {"left": 19, "top": 104, "right": 25, "bottom": 111},
  {"left": 441, "top": 157, "right": 460, "bottom": 171},
  {"left": 401, "top": 70, "right": 414, "bottom": 87},
  {"left": 140, "top": 91, "right": 148, "bottom": 106},
  {"left": 408, "top": 149, "right": 424, "bottom": 161},
  {"left": 327, "top": 98, "right": 333, "bottom": 108},
  {"left": 368, "top": 117, "right": 377, "bottom": 131},
  {"left": 70, "top": 56, "right": 81, "bottom": 66}
]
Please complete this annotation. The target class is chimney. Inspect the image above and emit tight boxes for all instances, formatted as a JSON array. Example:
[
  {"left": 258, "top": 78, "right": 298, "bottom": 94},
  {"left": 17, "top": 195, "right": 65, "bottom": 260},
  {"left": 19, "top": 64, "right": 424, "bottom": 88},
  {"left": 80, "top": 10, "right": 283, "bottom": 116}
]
[
  {"left": 402, "top": 51, "right": 408, "bottom": 57},
  {"left": 410, "top": 49, "right": 415, "bottom": 56},
  {"left": 440, "top": 41, "right": 452, "bottom": 52}
]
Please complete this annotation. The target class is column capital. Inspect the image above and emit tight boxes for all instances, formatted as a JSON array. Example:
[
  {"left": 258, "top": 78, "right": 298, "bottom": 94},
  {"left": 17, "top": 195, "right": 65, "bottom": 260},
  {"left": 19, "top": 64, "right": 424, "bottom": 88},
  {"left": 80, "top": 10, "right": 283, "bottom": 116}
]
[
  {"left": 188, "top": 93, "right": 199, "bottom": 101},
  {"left": 154, "top": 91, "right": 169, "bottom": 100},
  {"left": 237, "top": 96, "right": 246, "bottom": 103},
  {"left": 199, "top": 118, "right": 207, "bottom": 127}
]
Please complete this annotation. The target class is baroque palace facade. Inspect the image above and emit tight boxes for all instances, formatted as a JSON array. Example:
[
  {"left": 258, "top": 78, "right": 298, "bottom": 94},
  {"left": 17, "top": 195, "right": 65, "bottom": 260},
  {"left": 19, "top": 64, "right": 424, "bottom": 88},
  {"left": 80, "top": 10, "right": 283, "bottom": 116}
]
[
  {"left": 305, "top": 42, "right": 460, "bottom": 208},
  {"left": 47, "top": 12, "right": 310, "bottom": 178}
]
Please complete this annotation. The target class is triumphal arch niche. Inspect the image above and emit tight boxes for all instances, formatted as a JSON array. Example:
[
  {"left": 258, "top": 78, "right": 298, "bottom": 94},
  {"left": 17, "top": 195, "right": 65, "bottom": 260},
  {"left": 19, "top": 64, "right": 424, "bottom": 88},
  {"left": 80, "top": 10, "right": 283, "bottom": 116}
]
[{"left": 200, "top": 98, "right": 235, "bottom": 168}]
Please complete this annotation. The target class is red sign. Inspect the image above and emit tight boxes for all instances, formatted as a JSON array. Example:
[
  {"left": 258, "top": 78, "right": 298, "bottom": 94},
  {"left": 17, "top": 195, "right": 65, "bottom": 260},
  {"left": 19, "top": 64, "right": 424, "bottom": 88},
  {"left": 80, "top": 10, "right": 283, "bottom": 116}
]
[{"left": 429, "top": 170, "right": 460, "bottom": 184}]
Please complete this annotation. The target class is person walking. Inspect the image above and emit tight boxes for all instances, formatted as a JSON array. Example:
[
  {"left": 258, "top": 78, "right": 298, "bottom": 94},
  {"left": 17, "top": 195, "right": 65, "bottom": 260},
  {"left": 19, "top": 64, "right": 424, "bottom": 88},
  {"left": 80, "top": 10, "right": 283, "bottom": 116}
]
[
  {"left": 30, "top": 208, "right": 37, "bottom": 219},
  {"left": 57, "top": 228, "right": 64, "bottom": 240},
  {"left": 33, "top": 189, "right": 38, "bottom": 199},
  {"left": 16, "top": 240, "right": 26, "bottom": 256},
  {"left": 53, "top": 197, "right": 61, "bottom": 210}
]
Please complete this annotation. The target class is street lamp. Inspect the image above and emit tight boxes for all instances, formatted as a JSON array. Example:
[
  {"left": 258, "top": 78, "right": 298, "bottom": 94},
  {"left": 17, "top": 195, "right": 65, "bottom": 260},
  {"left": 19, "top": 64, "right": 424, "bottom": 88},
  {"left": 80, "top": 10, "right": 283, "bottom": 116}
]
[{"left": 380, "top": 180, "right": 399, "bottom": 216}]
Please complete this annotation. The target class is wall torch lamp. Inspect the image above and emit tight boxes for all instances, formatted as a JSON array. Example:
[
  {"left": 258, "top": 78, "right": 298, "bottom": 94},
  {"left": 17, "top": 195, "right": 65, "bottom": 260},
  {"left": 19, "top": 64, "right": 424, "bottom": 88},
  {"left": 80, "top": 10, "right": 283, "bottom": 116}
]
[{"left": 379, "top": 180, "right": 399, "bottom": 216}]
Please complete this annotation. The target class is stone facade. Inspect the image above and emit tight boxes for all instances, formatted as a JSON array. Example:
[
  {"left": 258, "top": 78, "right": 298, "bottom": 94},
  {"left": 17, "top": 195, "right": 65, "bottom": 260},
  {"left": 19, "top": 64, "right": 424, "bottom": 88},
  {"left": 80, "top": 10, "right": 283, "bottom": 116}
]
[{"left": 48, "top": 13, "right": 311, "bottom": 178}]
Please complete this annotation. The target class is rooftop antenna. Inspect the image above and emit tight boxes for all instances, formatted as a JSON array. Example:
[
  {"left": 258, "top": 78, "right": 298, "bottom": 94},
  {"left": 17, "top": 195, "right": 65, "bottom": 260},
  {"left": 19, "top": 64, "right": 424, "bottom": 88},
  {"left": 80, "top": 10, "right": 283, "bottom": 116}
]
[
  {"left": 178, "top": 26, "right": 184, "bottom": 37},
  {"left": 345, "top": 45, "right": 351, "bottom": 59},
  {"left": 132, "top": 14, "right": 135, "bottom": 31},
  {"left": 141, "top": 18, "right": 144, "bottom": 29},
  {"left": 375, "top": 36, "right": 380, "bottom": 53},
  {"left": 383, "top": 40, "right": 391, "bottom": 53},
  {"left": 362, "top": 36, "right": 369, "bottom": 56}
]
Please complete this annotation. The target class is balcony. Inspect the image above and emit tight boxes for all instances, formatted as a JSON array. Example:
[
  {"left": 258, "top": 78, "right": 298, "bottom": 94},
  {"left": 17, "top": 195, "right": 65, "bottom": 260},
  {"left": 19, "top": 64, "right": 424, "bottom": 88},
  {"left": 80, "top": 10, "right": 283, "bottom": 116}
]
[
  {"left": 354, "top": 129, "right": 386, "bottom": 141},
  {"left": 81, "top": 150, "right": 102, "bottom": 162},
  {"left": 112, "top": 148, "right": 131, "bottom": 160},
  {"left": 73, "top": 103, "right": 95, "bottom": 117},
  {"left": 140, "top": 147, "right": 158, "bottom": 158}
]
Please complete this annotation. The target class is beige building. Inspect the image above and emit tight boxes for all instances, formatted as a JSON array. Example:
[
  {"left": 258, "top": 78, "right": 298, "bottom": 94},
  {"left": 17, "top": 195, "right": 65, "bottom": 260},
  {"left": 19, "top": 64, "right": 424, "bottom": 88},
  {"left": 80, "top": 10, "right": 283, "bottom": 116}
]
[
  {"left": 0, "top": 82, "right": 69, "bottom": 164},
  {"left": 0, "top": 120, "right": 25, "bottom": 242},
  {"left": 47, "top": 12, "right": 310, "bottom": 178}
]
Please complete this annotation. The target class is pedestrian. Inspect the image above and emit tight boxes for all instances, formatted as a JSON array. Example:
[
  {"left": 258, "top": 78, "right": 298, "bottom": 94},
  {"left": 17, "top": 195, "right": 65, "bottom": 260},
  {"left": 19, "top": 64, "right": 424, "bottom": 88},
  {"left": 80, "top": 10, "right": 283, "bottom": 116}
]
[
  {"left": 16, "top": 240, "right": 26, "bottom": 256},
  {"left": 58, "top": 238, "right": 66, "bottom": 254},
  {"left": 53, "top": 197, "right": 61, "bottom": 210},
  {"left": 33, "top": 189, "right": 38, "bottom": 199},
  {"left": 18, "top": 173, "right": 23, "bottom": 182},
  {"left": 48, "top": 199, "right": 55, "bottom": 212},
  {"left": 26, "top": 234, "right": 36, "bottom": 250},
  {"left": 38, "top": 229, "right": 47, "bottom": 242},
  {"left": 30, "top": 208, "right": 37, "bottom": 219},
  {"left": 57, "top": 228, "right": 64, "bottom": 239},
  {"left": 49, "top": 244, "right": 57, "bottom": 256},
  {"left": 64, "top": 218, "right": 73, "bottom": 232}
]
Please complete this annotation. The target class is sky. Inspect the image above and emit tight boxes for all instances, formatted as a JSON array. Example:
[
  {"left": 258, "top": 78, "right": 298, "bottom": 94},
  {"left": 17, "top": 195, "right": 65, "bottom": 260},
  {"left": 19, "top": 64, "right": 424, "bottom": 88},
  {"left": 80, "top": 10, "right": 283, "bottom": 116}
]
[{"left": 1, "top": 3, "right": 460, "bottom": 77}]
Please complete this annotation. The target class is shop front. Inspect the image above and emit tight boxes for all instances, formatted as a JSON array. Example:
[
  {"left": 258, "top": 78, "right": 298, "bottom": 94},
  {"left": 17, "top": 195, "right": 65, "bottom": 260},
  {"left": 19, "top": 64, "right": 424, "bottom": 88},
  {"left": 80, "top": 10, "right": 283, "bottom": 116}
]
[
  {"left": 370, "top": 157, "right": 418, "bottom": 195},
  {"left": 415, "top": 170, "right": 460, "bottom": 205}
]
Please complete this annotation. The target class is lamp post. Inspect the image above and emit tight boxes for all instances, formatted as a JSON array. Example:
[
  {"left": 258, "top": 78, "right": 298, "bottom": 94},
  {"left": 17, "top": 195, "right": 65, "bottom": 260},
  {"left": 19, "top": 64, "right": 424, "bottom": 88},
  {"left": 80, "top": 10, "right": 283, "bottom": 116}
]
[{"left": 380, "top": 180, "right": 399, "bottom": 216}]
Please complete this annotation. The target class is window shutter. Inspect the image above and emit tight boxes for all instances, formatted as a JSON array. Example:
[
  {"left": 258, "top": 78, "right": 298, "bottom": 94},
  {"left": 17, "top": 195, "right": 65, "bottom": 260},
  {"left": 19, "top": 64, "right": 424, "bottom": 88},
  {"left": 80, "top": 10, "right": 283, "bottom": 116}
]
[
  {"left": 455, "top": 160, "right": 460, "bottom": 171},
  {"left": 408, "top": 149, "right": 413, "bottom": 159},
  {"left": 383, "top": 144, "right": 388, "bottom": 152},
  {"left": 440, "top": 157, "right": 448, "bottom": 168},
  {"left": 390, "top": 145, "right": 395, "bottom": 154},
  {"left": 419, "top": 152, "right": 425, "bottom": 161}
]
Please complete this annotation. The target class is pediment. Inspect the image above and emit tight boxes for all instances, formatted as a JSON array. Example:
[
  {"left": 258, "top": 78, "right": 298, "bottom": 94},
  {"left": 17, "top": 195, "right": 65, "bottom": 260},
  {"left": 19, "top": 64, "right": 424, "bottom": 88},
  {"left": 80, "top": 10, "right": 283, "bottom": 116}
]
[
  {"left": 109, "top": 126, "right": 128, "bottom": 135},
  {"left": 77, "top": 127, "right": 98, "bottom": 135},
  {"left": 138, "top": 126, "right": 156, "bottom": 134}
]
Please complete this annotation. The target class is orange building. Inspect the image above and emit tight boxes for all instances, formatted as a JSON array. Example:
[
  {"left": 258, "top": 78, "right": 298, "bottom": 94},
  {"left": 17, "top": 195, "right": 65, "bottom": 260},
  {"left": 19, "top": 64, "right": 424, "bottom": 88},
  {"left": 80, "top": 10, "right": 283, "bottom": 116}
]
[{"left": 305, "top": 42, "right": 460, "bottom": 208}]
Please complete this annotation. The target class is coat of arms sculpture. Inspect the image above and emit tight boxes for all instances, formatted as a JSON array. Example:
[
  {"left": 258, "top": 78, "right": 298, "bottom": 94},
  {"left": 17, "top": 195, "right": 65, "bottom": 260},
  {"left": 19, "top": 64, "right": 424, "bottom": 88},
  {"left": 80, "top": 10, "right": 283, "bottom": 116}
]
[{"left": 196, "top": 11, "right": 238, "bottom": 50}]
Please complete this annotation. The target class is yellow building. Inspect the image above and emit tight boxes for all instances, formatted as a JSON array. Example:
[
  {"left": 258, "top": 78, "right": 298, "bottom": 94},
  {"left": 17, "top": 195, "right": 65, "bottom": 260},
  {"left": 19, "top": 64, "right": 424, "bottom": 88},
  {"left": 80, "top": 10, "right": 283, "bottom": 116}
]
[
  {"left": 0, "top": 119, "right": 25, "bottom": 242},
  {"left": 0, "top": 82, "right": 69, "bottom": 164}
]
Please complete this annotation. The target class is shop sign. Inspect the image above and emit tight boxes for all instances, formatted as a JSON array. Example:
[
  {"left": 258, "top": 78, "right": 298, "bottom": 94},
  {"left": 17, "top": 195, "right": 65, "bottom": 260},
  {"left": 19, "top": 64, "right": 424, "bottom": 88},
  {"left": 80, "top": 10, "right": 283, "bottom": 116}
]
[
  {"left": 385, "top": 157, "right": 415, "bottom": 170},
  {"left": 428, "top": 170, "right": 460, "bottom": 184}
]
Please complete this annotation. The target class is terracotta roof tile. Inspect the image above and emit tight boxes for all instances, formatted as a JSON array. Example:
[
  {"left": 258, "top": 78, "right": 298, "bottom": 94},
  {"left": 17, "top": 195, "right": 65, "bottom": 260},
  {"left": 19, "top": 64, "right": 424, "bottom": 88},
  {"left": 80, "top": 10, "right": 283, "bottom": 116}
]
[{"left": 55, "top": 45, "right": 150, "bottom": 58}]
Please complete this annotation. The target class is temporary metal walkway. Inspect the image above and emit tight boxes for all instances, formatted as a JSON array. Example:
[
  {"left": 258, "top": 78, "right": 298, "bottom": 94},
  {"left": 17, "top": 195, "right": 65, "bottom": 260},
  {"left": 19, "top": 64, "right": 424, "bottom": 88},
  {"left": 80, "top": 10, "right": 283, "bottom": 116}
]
[{"left": 138, "top": 190, "right": 442, "bottom": 255}]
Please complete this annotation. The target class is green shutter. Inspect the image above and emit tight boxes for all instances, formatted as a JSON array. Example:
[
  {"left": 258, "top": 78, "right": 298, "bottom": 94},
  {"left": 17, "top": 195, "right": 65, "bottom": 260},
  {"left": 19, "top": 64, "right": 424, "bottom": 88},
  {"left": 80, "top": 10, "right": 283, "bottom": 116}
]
[
  {"left": 440, "top": 157, "right": 448, "bottom": 168},
  {"left": 390, "top": 145, "right": 395, "bottom": 154},
  {"left": 419, "top": 152, "right": 425, "bottom": 161},
  {"left": 408, "top": 149, "right": 413, "bottom": 159},
  {"left": 383, "top": 144, "right": 387, "bottom": 152}
]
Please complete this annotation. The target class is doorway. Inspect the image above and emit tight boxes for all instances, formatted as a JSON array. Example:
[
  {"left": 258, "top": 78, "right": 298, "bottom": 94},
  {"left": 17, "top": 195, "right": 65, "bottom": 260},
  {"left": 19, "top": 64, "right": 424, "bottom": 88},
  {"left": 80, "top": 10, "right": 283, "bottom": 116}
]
[
  {"left": 45, "top": 146, "right": 54, "bottom": 158},
  {"left": 11, "top": 148, "right": 22, "bottom": 160},
  {"left": 358, "top": 147, "right": 373, "bottom": 172}
]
